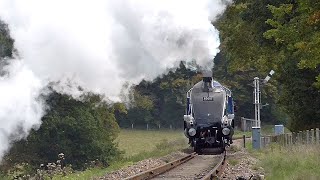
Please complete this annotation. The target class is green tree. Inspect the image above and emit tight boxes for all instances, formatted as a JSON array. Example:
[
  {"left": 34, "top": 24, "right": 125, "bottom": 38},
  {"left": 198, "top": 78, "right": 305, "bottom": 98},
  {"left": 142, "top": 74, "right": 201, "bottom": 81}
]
[
  {"left": 216, "top": 0, "right": 320, "bottom": 131},
  {"left": 5, "top": 92, "right": 120, "bottom": 170},
  {"left": 0, "top": 19, "right": 14, "bottom": 58}
]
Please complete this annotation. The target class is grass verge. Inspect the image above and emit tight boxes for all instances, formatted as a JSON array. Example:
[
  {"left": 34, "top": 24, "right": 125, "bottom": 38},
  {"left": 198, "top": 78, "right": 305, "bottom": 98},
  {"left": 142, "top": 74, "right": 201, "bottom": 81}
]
[
  {"left": 233, "top": 130, "right": 251, "bottom": 139},
  {"left": 254, "top": 144, "right": 320, "bottom": 180},
  {"left": 116, "top": 129, "right": 186, "bottom": 157}
]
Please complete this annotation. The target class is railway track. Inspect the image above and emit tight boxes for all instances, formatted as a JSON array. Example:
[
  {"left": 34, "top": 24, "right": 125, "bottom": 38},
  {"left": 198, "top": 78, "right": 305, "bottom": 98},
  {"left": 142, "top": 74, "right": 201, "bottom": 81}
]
[{"left": 124, "top": 150, "right": 226, "bottom": 180}]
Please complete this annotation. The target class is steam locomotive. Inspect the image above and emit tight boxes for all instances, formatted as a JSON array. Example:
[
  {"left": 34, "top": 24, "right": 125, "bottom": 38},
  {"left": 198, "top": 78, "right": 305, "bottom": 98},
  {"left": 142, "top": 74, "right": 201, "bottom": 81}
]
[{"left": 184, "top": 72, "right": 235, "bottom": 152}]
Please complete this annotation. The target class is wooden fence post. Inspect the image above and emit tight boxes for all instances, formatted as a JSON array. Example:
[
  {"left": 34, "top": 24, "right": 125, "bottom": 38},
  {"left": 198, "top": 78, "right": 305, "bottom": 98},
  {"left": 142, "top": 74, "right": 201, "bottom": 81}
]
[
  {"left": 291, "top": 132, "right": 295, "bottom": 144},
  {"left": 284, "top": 134, "right": 287, "bottom": 146},
  {"left": 306, "top": 130, "right": 309, "bottom": 144},
  {"left": 316, "top": 128, "right": 320, "bottom": 144},
  {"left": 311, "top": 129, "right": 314, "bottom": 144},
  {"left": 299, "top": 131, "right": 302, "bottom": 144},
  {"left": 243, "top": 135, "right": 246, "bottom": 148},
  {"left": 269, "top": 135, "right": 272, "bottom": 145}
]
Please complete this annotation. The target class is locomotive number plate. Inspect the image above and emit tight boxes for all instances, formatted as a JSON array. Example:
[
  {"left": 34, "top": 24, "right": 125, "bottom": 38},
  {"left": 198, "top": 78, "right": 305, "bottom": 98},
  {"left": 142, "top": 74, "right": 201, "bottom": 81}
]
[{"left": 203, "top": 97, "right": 214, "bottom": 101}]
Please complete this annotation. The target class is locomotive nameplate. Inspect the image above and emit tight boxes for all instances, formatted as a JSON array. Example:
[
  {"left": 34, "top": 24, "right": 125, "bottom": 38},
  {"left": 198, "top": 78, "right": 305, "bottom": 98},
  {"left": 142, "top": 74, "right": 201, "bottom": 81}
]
[{"left": 203, "top": 97, "right": 214, "bottom": 101}]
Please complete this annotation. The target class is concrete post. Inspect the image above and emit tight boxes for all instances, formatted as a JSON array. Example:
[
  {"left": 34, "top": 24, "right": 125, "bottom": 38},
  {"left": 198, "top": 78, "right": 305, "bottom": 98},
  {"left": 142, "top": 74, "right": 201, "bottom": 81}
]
[
  {"left": 241, "top": 117, "right": 246, "bottom": 131},
  {"left": 252, "top": 127, "right": 261, "bottom": 149},
  {"left": 306, "top": 130, "right": 309, "bottom": 144}
]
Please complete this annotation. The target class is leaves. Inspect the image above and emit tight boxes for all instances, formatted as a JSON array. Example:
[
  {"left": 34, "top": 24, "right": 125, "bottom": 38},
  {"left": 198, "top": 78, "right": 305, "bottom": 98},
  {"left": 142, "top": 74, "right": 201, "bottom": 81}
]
[
  {"left": 217, "top": 0, "right": 320, "bottom": 131},
  {"left": 4, "top": 92, "right": 121, "bottom": 170}
]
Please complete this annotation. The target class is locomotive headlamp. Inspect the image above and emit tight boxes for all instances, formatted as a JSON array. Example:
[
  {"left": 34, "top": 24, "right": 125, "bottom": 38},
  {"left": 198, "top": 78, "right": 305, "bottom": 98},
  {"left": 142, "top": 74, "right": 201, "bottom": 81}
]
[
  {"left": 188, "top": 128, "right": 196, "bottom": 136},
  {"left": 222, "top": 128, "right": 230, "bottom": 135}
]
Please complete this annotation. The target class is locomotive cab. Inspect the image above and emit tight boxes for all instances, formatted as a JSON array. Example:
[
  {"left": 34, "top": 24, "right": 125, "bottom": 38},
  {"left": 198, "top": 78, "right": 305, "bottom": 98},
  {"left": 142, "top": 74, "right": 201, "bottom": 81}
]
[{"left": 184, "top": 72, "right": 235, "bottom": 152}]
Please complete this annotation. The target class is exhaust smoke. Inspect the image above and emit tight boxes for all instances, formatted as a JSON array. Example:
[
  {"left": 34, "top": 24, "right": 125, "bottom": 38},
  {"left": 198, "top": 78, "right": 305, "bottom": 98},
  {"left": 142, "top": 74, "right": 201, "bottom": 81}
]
[{"left": 0, "top": 0, "right": 231, "bottom": 160}]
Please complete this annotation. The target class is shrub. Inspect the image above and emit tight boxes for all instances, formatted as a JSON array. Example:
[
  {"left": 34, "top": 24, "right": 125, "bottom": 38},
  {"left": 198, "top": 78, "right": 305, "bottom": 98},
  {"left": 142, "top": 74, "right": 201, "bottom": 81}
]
[{"left": 3, "top": 92, "right": 120, "bottom": 171}]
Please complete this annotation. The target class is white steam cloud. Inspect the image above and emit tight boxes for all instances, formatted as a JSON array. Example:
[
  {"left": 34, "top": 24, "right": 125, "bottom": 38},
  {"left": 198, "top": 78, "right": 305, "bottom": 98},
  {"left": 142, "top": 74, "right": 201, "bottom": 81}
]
[{"left": 0, "top": 0, "right": 231, "bottom": 159}]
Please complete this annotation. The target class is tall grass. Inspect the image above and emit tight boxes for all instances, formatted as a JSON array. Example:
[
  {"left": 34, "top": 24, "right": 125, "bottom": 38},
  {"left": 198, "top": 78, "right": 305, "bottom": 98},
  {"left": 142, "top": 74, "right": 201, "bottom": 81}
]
[{"left": 257, "top": 144, "right": 320, "bottom": 180}]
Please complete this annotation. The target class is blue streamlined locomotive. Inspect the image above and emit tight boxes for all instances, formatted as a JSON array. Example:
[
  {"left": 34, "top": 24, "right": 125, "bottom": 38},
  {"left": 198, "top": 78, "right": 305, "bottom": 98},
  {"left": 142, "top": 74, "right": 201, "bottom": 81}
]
[{"left": 184, "top": 72, "right": 235, "bottom": 152}]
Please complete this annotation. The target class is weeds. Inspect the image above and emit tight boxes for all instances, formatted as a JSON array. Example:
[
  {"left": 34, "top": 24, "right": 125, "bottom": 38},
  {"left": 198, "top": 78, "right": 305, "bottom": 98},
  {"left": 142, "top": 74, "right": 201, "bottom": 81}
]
[{"left": 229, "top": 159, "right": 239, "bottom": 166}]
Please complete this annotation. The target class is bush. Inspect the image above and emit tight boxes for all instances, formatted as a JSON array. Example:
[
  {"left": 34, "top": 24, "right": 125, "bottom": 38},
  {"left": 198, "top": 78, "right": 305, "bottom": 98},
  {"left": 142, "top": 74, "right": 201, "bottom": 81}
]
[{"left": 3, "top": 91, "right": 120, "bottom": 171}]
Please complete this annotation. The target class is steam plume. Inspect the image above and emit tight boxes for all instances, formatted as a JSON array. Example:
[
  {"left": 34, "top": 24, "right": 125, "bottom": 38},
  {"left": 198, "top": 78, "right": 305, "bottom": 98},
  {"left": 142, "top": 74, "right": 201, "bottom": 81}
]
[{"left": 0, "top": 0, "right": 231, "bottom": 159}]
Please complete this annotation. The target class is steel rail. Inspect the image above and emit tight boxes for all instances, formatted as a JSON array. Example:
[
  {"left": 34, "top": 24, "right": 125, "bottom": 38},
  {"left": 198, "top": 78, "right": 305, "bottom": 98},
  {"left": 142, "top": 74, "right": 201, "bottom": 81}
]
[
  {"left": 124, "top": 152, "right": 197, "bottom": 180},
  {"left": 201, "top": 151, "right": 227, "bottom": 180}
]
